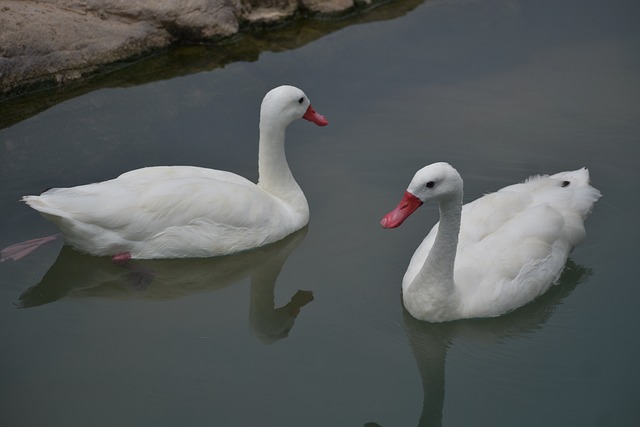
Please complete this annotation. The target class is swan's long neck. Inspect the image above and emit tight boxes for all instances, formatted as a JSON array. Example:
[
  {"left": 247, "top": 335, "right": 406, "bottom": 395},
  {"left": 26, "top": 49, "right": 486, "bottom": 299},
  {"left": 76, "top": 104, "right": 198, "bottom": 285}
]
[
  {"left": 405, "top": 196, "right": 462, "bottom": 320},
  {"left": 257, "top": 121, "right": 308, "bottom": 214},
  {"left": 424, "top": 198, "right": 461, "bottom": 284}
]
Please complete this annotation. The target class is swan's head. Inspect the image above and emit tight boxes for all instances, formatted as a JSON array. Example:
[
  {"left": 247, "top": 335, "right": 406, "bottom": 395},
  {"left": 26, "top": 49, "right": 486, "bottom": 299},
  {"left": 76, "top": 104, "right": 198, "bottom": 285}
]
[
  {"left": 381, "top": 162, "right": 463, "bottom": 229},
  {"left": 260, "top": 85, "right": 328, "bottom": 128}
]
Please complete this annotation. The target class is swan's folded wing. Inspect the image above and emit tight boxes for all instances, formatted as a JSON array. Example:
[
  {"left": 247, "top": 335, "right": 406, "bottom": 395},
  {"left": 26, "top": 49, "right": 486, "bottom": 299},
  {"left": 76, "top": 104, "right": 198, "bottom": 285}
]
[
  {"left": 457, "top": 190, "right": 533, "bottom": 248},
  {"left": 454, "top": 204, "right": 568, "bottom": 316},
  {"left": 23, "top": 167, "right": 285, "bottom": 242}
]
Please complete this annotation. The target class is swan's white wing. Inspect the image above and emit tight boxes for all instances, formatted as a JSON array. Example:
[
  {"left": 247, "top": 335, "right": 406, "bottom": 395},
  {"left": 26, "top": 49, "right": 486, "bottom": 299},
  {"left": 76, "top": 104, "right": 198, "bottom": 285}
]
[
  {"left": 454, "top": 203, "right": 567, "bottom": 317},
  {"left": 454, "top": 170, "right": 600, "bottom": 317}
]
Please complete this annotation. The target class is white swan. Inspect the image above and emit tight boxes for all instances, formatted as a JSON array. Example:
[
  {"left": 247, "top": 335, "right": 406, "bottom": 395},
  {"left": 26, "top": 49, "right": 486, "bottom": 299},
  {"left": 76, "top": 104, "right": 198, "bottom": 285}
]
[
  {"left": 381, "top": 162, "right": 601, "bottom": 322},
  {"left": 22, "top": 85, "right": 328, "bottom": 260}
]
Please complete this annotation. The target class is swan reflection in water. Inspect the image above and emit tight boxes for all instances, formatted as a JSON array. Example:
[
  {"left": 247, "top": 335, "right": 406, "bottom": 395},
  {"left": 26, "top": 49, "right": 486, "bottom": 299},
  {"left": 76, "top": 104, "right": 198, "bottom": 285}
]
[
  {"left": 367, "top": 259, "right": 591, "bottom": 427},
  {"left": 18, "top": 228, "right": 313, "bottom": 344}
]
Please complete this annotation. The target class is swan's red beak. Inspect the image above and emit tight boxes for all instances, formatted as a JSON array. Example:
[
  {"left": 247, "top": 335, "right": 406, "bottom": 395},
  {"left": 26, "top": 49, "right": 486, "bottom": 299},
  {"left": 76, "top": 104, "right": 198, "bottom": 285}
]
[
  {"left": 380, "top": 191, "right": 423, "bottom": 229},
  {"left": 303, "top": 105, "right": 328, "bottom": 126}
]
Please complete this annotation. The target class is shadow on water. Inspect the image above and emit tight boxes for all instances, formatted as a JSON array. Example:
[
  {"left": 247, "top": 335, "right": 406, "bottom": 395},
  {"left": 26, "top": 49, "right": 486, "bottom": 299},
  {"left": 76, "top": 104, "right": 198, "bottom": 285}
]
[
  {"left": 18, "top": 227, "right": 312, "bottom": 344},
  {"left": 368, "top": 259, "right": 591, "bottom": 427},
  {"left": 0, "top": 0, "right": 427, "bottom": 129}
]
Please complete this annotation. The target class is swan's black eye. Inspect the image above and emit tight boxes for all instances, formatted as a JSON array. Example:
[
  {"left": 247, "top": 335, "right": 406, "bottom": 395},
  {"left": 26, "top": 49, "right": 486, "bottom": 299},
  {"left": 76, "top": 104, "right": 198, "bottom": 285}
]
[
  {"left": 298, "top": 97, "right": 304, "bottom": 104},
  {"left": 561, "top": 180, "right": 570, "bottom": 187},
  {"left": 426, "top": 181, "right": 435, "bottom": 188}
]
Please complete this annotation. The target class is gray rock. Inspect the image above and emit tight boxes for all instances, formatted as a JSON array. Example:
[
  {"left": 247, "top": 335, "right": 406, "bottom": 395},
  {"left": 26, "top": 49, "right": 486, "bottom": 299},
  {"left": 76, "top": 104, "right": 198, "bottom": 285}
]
[{"left": 0, "top": 0, "right": 369, "bottom": 95}]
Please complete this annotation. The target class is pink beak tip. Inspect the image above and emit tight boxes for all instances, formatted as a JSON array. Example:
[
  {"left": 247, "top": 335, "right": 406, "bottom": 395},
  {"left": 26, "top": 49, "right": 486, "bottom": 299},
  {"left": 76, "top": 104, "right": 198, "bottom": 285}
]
[
  {"left": 303, "top": 105, "right": 329, "bottom": 126},
  {"left": 380, "top": 215, "right": 395, "bottom": 229},
  {"left": 380, "top": 191, "right": 423, "bottom": 229}
]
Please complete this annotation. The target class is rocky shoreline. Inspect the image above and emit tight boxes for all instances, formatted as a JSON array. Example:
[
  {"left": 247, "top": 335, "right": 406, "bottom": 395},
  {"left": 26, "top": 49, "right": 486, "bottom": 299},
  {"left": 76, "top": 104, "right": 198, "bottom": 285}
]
[{"left": 0, "top": 0, "right": 376, "bottom": 97}]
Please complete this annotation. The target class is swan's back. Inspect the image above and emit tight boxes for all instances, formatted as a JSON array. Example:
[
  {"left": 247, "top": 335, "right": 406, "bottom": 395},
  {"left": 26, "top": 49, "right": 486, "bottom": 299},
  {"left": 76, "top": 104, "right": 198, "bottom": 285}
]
[{"left": 461, "top": 168, "right": 600, "bottom": 247}]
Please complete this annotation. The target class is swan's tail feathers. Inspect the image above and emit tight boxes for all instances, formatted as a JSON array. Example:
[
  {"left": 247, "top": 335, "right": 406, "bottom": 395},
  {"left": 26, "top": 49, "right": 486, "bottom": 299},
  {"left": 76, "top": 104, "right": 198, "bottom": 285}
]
[
  {"left": 22, "top": 195, "right": 67, "bottom": 218},
  {"left": 22, "top": 193, "right": 87, "bottom": 227}
]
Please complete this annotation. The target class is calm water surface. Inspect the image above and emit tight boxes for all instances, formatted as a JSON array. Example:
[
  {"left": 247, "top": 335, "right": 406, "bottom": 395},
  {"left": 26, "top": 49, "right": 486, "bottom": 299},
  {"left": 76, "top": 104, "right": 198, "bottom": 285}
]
[{"left": 1, "top": 0, "right": 639, "bottom": 426}]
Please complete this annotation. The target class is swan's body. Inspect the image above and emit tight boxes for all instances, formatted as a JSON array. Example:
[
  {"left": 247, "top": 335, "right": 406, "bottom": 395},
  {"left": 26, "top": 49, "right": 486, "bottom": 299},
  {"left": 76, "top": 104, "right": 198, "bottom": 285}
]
[
  {"left": 381, "top": 163, "right": 600, "bottom": 322},
  {"left": 23, "top": 85, "right": 328, "bottom": 260}
]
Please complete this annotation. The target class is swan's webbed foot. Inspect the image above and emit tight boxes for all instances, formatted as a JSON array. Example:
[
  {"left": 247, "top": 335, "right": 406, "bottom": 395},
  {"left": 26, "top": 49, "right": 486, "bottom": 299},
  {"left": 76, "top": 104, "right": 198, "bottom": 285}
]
[
  {"left": 0, "top": 234, "right": 61, "bottom": 262},
  {"left": 111, "top": 252, "right": 132, "bottom": 263}
]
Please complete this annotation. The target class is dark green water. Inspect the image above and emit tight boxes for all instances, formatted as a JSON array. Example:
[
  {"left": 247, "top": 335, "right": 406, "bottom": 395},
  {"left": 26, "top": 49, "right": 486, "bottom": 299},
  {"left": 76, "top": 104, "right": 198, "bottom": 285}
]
[{"left": 1, "top": 0, "right": 639, "bottom": 425}]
